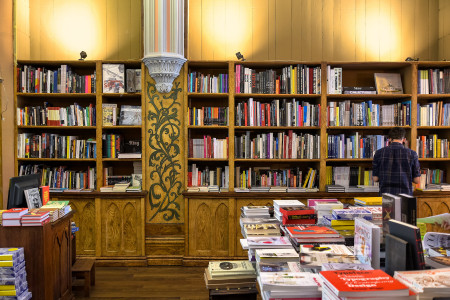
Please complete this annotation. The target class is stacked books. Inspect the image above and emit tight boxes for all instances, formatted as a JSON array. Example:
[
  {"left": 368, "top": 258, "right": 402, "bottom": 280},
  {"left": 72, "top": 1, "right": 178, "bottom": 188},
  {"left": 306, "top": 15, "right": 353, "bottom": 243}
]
[
  {"left": 394, "top": 268, "right": 450, "bottom": 298},
  {"left": 40, "top": 200, "right": 71, "bottom": 221},
  {"left": 0, "top": 210, "right": 4, "bottom": 225},
  {"left": 352, "top": 205, "right": 383, "bottom": 231},
  {"left": 300, "top": 244, "right": 353, "bottom": 256},
  {"left": 313, "top": 200, "right": 343, "bottom": 222},
  {"left": 272, "top": 199, "right": 304, "bottom": 222},
  {"left": 354, "top": 196, "right": 382, "bottom": 206},
  {"left": 20, "top": 209, "right": 50, "bottom": 226},
  {"left": 321, "top": 262, "right": 373, "bottom": 271},
  {"left": 325, "top": 184, "right": 345, "bottom": 192},
  {"left": 112, "top": 182, "right": 130, "bottom": 192},
  {"left": 322, "top": 215, "right": 356, "bottom": 236},
  {"left": 259, "top": 272, "right": 322, "bottom": 300},
  {"left": 320, "top": 269, "right": 413, "bottom": 299},
  {"left": 242, "top": 223, "right": 281, "bottom": 238},
  {"left": 245, "top": 236, "right": 294, "bottom": 262},
  {"left": 283, "top": 225, "right": 345, "bottom": 249},
  {"left": 0, "top": 248, "right": 32, "bottom": 299},
  {"left": 300, "top": 253, "right": 361, "bottom": 270},
  {"left": 279, "top": 206, "right": 317, "bottom": 225},
  {"left": 2, "top": 208, "right": 29, "bottom": 227},
  {"left": 204, "top": 261, "right": 257, "bottom": 295},
  {"left": 242, "top": 206, "right": 272, "bottom": 218},
  {"left": 255, "top": 248, "right": 299, "bottom": 265}
]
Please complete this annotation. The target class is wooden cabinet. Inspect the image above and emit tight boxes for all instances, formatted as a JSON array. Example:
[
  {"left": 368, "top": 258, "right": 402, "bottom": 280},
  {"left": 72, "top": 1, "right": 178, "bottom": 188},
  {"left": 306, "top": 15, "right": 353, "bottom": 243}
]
[
  {"left": 187, "top": 198, "right": 233, "bottom": 257},
  {"left": 417, "top": 193, "right": 450, "bottom": 233},
  {"left": 53, "top": 192, "right": 146, "bottom": 266},
  {"left": 0, "top": 212, "right": 74, "bottom": 300}
]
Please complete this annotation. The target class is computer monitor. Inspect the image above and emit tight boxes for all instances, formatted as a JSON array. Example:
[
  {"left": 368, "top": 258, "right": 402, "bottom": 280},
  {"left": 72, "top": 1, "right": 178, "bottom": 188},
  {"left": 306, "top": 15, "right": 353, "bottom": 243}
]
[{"left": 7, "top": 173, "right": 42, "bottom": 209}]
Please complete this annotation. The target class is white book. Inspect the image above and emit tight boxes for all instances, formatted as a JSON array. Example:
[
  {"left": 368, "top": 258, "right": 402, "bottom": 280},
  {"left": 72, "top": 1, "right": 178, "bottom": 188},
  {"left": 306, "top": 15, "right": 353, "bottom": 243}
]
[{"left": 354, "top": 217, "right": 381, "bottom": 269}]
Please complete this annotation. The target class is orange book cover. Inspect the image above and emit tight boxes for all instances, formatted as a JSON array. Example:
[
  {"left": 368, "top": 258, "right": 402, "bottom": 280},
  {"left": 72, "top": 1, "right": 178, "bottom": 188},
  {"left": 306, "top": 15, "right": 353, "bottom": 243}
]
[
  {"left": 320, "top": 269, "right": 410, "bottom": 297},
  {"left": 285, "top": 225, "right": 338, "bottom": 237},
  {"left": 40, "top": 186, "right": 50, "bottom": 205}
]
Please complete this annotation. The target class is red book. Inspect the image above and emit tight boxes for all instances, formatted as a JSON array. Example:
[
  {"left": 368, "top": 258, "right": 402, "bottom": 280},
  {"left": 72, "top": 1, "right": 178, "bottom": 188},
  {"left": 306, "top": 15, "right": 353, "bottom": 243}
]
[
  {"left": 40, "top": 185, "right": 50, "bottom": 205},
  {"left": 282, "top": 218, "right": 316, "bottom": 225},
  {"left": 320, "top": 269, "right": 410, "bottom": 298},
  {"left": 279, "top": 206, "right": 315, "bottom": 216},
  {"left": 285, "top": 225, "right": 339, "bottom": 238},
  {"left": 3, "top": 208, "right": 29, "bottom": 219}
]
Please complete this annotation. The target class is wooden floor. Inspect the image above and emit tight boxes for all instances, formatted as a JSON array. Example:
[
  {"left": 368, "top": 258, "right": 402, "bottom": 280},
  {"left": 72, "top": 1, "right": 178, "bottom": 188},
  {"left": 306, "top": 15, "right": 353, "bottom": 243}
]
[{"left": 73, "top": 266, "right": 210, "bottom": 300}]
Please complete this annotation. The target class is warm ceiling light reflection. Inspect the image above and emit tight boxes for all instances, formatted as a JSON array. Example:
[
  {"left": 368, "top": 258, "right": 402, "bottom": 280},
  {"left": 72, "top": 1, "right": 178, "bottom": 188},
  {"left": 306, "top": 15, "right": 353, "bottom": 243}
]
[
  {"left": 53, "top": 3, "right": 98, "bottom": 58},
  {"left": 361, "top": 10, "right": 400, "bottom": 60}
]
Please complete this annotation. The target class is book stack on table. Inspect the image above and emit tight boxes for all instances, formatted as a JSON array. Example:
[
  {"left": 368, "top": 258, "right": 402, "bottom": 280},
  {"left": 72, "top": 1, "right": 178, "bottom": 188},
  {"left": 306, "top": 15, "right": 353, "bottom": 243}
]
[
  {"left": 0, "top": 248, "right": 32, "bottom": 300},
  {"left": 204, "top": 260, "right": 257, "bottom": 300},
  {"left": 393, "top": 268, "right": 450, "bottom": 299}
]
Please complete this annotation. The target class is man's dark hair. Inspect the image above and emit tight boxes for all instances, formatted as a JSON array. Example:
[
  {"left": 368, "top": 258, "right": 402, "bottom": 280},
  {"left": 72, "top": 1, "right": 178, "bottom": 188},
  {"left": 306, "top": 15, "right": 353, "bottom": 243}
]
[{"left": 388, "top": 127, "right": 406, "bottom": 140}]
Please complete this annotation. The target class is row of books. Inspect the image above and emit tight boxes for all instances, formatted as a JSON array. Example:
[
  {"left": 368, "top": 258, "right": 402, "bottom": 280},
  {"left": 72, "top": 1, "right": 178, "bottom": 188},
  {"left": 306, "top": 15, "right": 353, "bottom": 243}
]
[
  {"left": 17, "top": 103, "right": 96, "bottom": 126},
  {"left": 187, "top": 107, "right": 228, "bottom": 126},
  {"left": 18, "top": 165, "right": 96, "bottom": 190},
  {"left": 327, "top": 133, "right": 387, "bottom": 159},
  {"left": 235, "top": 99, "right": 320, "bottom": 127},
  {"left": 102, "top": 104, "right": 142, "bottom": 126},
  {"left": 234, "top": 131, "right": 320, "bottom": 159},
  {"left": 417, "top": 101, "right": 450, "bottom": 126},
  {"left": 327, "top": 100, "right": 411, "bottom": 126},
  {"left": 326, "top": 166, "right": 378, "bottom": 187},
  {"left": 187, "top": 72, "right": 228, "bottom": 93},
  {"left": 102, "top": 136, "right": 142, "bottom": 159},
  {"left": 188, "top": 137, "right": 229, "bottom": 159},
  {"left": 102, "top": 64, "right": 141, "bottom": 93},
  {"left": 17, "top": 133, "right": 97, "bottom": 159},
  {"left": 416, "top": 135, "right": 449, "bottom": 158},
  {"left": 417, "top": 68, "right": 450, "bottom": 94},
  {"left": 0, "top": 248, "right": 32, "bottom": 299},
  {"left": 17, "top": 64, "right": 96, "bottom": 94},
  {"left": 187, "top": 164, "right": 229, "bottom": 190},
  {"left": 235, "top": 64, "right": 322, "bottom": 94},
  {"left": 235, "top": 167, "right": 318, "bottom": 190}
]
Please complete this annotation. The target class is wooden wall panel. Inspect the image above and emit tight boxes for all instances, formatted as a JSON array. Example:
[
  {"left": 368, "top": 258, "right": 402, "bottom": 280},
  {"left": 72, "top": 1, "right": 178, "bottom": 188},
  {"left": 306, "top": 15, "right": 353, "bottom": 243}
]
[
  {"left": 188, "top": 0, "right": 441, "bottom": 62},
  {"left": 18, "top": 0, "right": 141, "bottom": 60},
  {"left": 439, "top": 0, "right": 450, "bottom": 59}
]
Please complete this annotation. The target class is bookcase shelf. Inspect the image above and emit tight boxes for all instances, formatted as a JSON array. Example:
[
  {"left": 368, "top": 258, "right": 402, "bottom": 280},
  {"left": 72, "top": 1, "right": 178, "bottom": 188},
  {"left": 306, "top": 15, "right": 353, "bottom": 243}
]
[
  {"left": 14, "top": 60, "right": 146, "bottom": 192},
  {"left": 183, "top": 60, "right": 450, "bottom": 193}
]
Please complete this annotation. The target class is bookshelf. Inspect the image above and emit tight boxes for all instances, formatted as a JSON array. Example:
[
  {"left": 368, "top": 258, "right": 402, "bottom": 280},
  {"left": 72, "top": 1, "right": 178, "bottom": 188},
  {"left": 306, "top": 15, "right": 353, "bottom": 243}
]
[
  {"left": 184, "top": 61, "right": 450, "bottom": 194},
  {"left": 183, "top": 60, "right": 450, "bottom": 261},
  {"left": 14, "top": 60, "right": 146, "bottom": 192}
]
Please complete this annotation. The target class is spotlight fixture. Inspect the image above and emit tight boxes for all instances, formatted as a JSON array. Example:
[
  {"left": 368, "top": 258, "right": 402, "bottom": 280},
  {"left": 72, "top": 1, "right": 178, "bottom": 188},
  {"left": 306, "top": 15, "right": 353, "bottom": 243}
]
[
  {"left": 405, "top": 57, "right": 419, "bottom": 62},
  {"left": 236, "top": 52, "right": 245, "bottom": 61},
  {"left": 79, "top": 51, "right": 87, "bottom": 61}
]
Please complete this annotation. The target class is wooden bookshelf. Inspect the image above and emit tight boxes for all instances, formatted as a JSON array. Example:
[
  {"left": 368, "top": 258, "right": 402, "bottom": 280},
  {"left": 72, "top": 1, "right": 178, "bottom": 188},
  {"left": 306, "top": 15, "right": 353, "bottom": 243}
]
[
  {"left": 183, "top": 60, "right": 450, "bottom": 262},
  {"left": 14, "top": 60, "right": 146, "bottom": 192}
]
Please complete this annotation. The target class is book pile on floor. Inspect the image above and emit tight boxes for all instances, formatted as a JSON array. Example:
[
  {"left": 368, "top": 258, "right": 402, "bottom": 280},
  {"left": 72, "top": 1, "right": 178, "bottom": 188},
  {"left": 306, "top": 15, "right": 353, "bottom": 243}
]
[
  {"left": 204, "top": 260, "right": 257, "bottom": 298},
  {"left": 0, "top": 248, "right": 32, "bottom": 300},
  {"left": 394, "top": 268, "right": 450, "bottom": 299}
]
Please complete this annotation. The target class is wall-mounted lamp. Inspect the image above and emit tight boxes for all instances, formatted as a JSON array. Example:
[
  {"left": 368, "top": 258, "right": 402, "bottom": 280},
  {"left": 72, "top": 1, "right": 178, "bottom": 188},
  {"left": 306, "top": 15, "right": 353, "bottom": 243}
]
[
  {"left": 236, "top": 52, "right": 246, "bottom": 61},
  {"left": 79, "top": 51, "right": 87, "bottom": 61},
  {"left": 405, "top": 57, "right": 419, "bottom": 61}
]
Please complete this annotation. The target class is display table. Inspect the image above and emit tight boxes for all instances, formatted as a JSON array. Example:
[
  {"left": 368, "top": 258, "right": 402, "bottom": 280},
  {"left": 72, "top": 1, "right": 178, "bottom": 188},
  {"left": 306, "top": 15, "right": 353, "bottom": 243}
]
[{"left": 0, "top": 211, "right": 74, "bottom": 300}]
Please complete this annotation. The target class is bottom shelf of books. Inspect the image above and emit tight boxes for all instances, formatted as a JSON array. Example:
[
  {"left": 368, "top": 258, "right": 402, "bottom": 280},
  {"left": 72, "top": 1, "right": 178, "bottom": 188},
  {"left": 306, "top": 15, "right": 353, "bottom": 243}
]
[{"left": 204, "top": 197, "right": 450, "bottom": 300}]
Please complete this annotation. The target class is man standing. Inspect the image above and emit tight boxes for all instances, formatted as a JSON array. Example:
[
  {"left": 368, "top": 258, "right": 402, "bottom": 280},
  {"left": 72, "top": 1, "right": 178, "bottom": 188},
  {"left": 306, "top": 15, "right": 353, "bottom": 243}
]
[{"left": 372, "top": 127, "right": 421, "bottom": 195}]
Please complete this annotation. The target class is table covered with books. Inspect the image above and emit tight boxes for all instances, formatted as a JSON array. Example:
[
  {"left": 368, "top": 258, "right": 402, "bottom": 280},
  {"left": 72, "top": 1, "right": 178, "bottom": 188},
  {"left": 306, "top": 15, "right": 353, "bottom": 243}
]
[{"left": 204, "top": 196, "right": 450, "bottom": 300}]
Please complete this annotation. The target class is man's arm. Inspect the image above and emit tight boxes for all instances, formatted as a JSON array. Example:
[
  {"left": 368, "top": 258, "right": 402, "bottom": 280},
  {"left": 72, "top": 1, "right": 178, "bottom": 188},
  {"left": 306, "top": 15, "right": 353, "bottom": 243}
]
[{"left": 413, "top": 176, "right": 420, "bottom": 184}]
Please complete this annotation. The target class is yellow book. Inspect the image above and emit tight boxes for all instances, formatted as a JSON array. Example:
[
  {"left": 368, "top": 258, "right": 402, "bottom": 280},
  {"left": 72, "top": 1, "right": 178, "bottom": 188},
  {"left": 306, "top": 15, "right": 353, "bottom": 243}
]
[
  {"left": 0, "top": 290, "right": 19, "bottom": 296},
  {"left": 331, "top": 219, "right": 355, "bottom": 226},
  {"left": 0, "top": 286, "right": 15, "bottom": 291},
  {"left": 433, "top": 134, "right": 437, "bottom": 158},
  {"left": 354, "top": 196, "right": 382, "bottom": 205},
  {"left": 0, "top": 261, "right": 14, "bottom": 267},
  {"left": 332, "top": 225, "right": 355, "bottom": 231},
  {"left": 336, "top": 106, "right": 339, "bottom": 126},
  {"left": 437, "top": 139, "right": 441, "bottom": 158},
  {"left": 303, "top": 168, "right": 313, "bottom": 188},
  {"left": 364, "top": 170, "right": 370, "bottom": 186}
]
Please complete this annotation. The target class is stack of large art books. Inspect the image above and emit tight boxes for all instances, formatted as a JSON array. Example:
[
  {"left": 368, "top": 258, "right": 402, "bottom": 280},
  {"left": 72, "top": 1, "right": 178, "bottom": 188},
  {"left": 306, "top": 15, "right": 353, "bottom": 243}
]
[
  {"left": 204, "top": 260, "right": 257, "bottom": 298},
  {"left": 0, "top": 248, "right": 32, "bottom": 300}
]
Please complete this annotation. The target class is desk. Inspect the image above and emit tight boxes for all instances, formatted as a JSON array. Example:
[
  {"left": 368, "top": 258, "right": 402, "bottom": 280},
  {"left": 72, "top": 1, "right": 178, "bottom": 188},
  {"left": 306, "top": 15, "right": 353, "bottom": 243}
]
[{"left": 0, "top": 211, "right": 74, "bottom": 300}]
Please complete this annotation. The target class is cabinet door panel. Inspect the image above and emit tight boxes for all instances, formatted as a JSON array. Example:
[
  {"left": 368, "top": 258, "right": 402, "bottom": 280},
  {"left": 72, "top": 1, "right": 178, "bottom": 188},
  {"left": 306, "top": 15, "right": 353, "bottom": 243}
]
[
  {"left": 188, "top": 198, "right": 230, "bottom": 257},
  {"left": 418, "top": 197, "right": 450, "bottom": 233},
  {"left": 69, "top": 199, "right": 96, "bottom": 256}
]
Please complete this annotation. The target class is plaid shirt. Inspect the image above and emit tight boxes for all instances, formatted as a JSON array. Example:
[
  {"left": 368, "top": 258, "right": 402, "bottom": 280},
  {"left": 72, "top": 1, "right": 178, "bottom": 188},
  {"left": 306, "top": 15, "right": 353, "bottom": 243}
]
[{"left": 372, "top": 142, "right": 420, "bottom": 196}]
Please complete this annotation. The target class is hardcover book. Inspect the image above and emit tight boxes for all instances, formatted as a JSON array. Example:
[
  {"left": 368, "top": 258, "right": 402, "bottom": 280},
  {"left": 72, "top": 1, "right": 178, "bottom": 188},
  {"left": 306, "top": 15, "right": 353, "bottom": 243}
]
[
  {"left": 354, "top": 217, "right": 381, "bottom": 269},
  {"left": 285, "top": 225, "right": 340, "bottom": 238},
  {"left": 24, "top": 187, "right": 42, "bottom": 209},
  {"left": 382, "top": 193, "right": 401, "bottom": 233},
  {"left": 320, "top": 269, "right": 410, "bottom": 297},
  {"left": 246, "top": 236, "right": 292, "bottom": 249},
  {"left": 119, "top": 105, "right": 142, "bottom": 125},
  {"left": 321, "top": 262, "right": 373, "bottom": 271},
  {"left": 258, "top": 261, "right": 302, "bottom": 273},
  {"left": 385, "top": 233, "right": 411, "bottom": 276},
  {"left": 394, "top": 268, "right": 450, "bottom": 293},
  {"left": 389, "top": 219, "right": 425, "bottom": 270},
  {"left": 126, "top": 69, "right": 141, "bottom": 93},
  {"left": 103, "top": 64, "right": 125, "bottom": 93},
  {"left": 374, "top": 73, "right": 403, "bottom": 94},
  {"left": 398, "top": 193, "right": 417, "bottom": 225},
  {"left": 300, "top": 253, "right": 361, "bottom": 269},
  {"left": 208, "top": 260, "right": 256, "bottom": 277}
]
